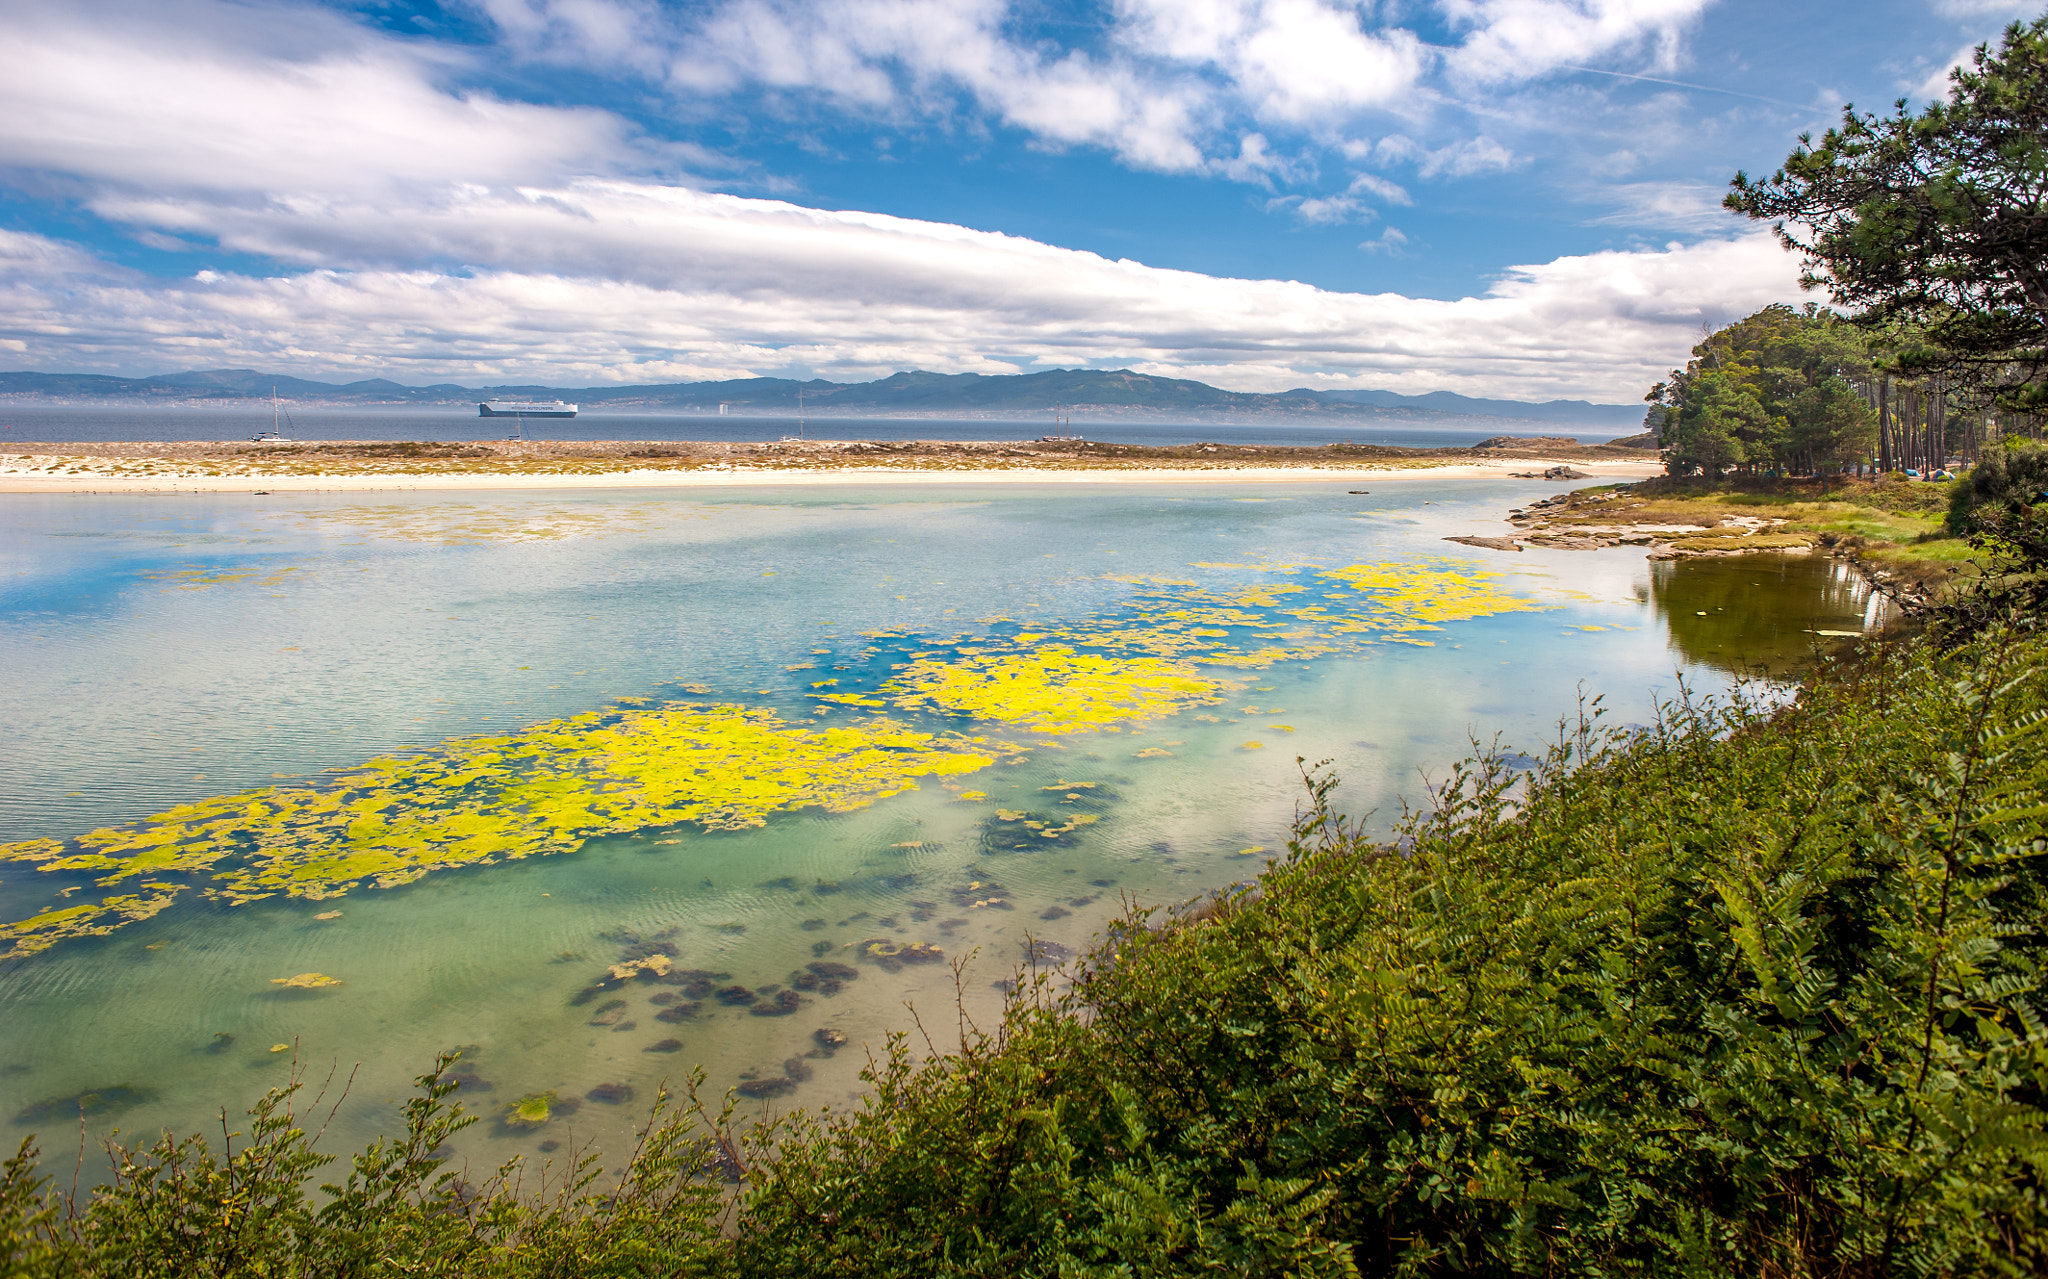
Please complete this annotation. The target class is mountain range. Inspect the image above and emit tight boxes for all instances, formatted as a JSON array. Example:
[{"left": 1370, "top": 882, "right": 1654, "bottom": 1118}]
[{"left": 0, "top": 367, "right": 1647, "bottom": 431}]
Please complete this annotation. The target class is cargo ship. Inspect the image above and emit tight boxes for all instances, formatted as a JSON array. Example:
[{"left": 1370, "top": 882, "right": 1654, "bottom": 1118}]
[{"left": 478, "top": 399, "right": 577, "bottom": 418}]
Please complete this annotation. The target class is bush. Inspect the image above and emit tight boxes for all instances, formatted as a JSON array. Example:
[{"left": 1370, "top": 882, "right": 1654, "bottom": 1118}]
[
  {"left": 1947, "top": 443, "right": 2048, "bottom": 534},
  {"left": 740, "top": 628, "right": 2048, "bottom": 1276}
]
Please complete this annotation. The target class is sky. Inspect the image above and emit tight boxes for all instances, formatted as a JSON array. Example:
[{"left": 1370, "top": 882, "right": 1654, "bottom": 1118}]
[{"left": 0, "top": 0, "right": 2037, "bottom": 401}]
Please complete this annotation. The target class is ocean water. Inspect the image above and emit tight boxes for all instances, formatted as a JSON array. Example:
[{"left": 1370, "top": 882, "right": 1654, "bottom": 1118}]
[
  {"left": 0, "top": 478, "right": 1869, "bottom": 1167},
  {"left": 0, "top": 405, "right": 1627, "bottom": 448}
]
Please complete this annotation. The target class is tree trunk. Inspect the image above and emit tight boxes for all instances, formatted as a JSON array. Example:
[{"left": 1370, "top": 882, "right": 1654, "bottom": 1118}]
[{"left": 1879, "top": 376, "right": 1893, "bottom": 472}]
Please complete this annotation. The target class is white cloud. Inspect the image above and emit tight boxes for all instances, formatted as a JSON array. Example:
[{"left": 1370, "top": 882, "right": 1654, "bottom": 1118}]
[
  {"left": 0, "top": 2, "right": 646, "bottom": 202},
  {"left": 1927, "top": 1, "right": 2037, "bottom": 16},
  {"left": 1358, "top": 226, "right": 1411, "bottom": 255},
  {"left": 1582, "top": 181, "right": 1735, "bottom": 230},
  {"left": 1119, "top": 0, "right": 1428, "bottom": 123},
  {"left": 0, "top": 186, "right": 1805, "bottom": 399},
  {"left": 1440, "top": 0, "right": 1711, "bottom": 84},
  {"left": 0, "top": 0, "right": 1802, "bottom": 403},
  {"left": 1419, "top": 135, "right": 1519, "bottom": 177}
]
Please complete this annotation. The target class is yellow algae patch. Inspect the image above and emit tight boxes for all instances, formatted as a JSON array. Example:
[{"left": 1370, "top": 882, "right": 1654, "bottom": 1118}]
[
  {"left": 270, "top": 973, "right": 342, "bottom": 989},
  {"left": 0, "top": 883, "right": 181, "bottom": 962},
  {"left": 955, "top": 791, "right": 987, "bottom": 802},
  {"left": 1134, "top": 748, "right": 1172, "bottom": 758},
  {"left": 883, "top": 646, "right": 1229, "bottom": 734},
  {"left": 1315, "top": 561, "right": 1547, "bottom": 628},
  {"left": 313, "top": 910, "right": 342, "bottom": 921},
  {"left": 0, "top": 703, "right": 1013, "bottom": 959},
  {"left": 1241, "top": 741, "right": 1265, "bottom": 751}
]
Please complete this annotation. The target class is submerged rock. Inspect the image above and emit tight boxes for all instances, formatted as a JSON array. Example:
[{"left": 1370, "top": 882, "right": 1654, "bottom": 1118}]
[
  {"left": 644, "top": 1038, "right": 684, "bottom": 1053},
  {"left": 749, "top": 990, "right": 803, "bottom": 1017},
  {"left": 736, "top": 1077, "right": 796, "bottom": 1099},
  {"left": 714, "top": 985, "right": 757, "bottom": 1006},
  {"left": 1025, "top": 939, "right": 1075, "bottom": 964},
  {"left": 655, "top": 1002, "right": 701, "bottom": 1023},
  {"left": 14, "top": 1084, "right": 155, "bottom": 1125},
  {"left": 813, "top": 1027, "right": 848, "bottom": 1052},
  {"left": 585, "top": 1082, "right": 635, "bottom": 1105}
]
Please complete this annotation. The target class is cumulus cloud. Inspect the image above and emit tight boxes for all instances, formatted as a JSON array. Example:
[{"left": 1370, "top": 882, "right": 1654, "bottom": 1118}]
[
  {"left": 0, "top": 0, "right": 642, "bottom": 200},
  {"left": 0, "top": 0, "right": 1805, "bottom": 402},
  {"left": 0, "top": 186, "right": 1805, "bottom": 399}
]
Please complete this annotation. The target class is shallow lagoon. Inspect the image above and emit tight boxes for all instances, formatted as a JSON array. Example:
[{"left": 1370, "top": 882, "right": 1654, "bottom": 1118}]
[{"left": 0, "top": 479, "right": 1879, "bottom": 1162}]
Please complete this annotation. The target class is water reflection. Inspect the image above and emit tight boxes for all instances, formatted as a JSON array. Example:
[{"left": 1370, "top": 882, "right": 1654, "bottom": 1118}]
[{"left": 1639, "top": 552, "right": 1884, "bottom": 675}]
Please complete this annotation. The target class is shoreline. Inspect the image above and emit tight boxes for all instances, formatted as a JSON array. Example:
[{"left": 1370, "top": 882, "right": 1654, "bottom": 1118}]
[{"left": 0, "top": 456, "right": 1663, "bottom": 495}]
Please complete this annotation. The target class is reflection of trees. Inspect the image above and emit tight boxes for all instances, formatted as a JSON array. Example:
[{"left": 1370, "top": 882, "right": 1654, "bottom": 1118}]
[{"left": 1637, "top": 553, "right": 1876, "bottom": 676}]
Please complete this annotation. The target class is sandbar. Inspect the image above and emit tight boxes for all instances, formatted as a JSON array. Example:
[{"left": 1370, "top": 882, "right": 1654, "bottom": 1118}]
[{"left": 0, "top": 450, "right": 1663, "bottom": 495}]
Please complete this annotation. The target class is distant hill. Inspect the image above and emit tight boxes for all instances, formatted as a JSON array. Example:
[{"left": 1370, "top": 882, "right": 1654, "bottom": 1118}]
[{"left": 0, "top": 367, "right": 1644, "bottom": 431}]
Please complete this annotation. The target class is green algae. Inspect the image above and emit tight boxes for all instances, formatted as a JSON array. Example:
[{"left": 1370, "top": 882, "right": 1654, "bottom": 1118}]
[
  {"left": 0, "top": 557, "right": 1549, "bottom": 959},
  {"left": 0, "top": 704, "right": 1016, "bottom": 960}
]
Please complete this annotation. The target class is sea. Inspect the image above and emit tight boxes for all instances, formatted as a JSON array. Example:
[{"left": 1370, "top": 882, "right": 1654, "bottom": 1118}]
[
  {"left": 0, "top": 472, "right": 1871, "bottom": 1171},
  {"left": 0, "top": 405, "right": 1629, "bottom": 449}
]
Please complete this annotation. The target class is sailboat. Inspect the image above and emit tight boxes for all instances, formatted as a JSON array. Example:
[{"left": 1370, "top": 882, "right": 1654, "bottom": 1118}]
[
  {"left": 779, "top": 387, "right": 808, "bottom": 443},
  {"left": 250, "top": 388, "right": 295, "bottom": 444}
]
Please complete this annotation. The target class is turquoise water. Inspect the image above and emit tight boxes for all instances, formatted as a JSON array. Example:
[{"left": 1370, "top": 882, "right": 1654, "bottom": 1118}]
[{"left": 0, "top": 480, "right": 1871, "bottom": 1164}]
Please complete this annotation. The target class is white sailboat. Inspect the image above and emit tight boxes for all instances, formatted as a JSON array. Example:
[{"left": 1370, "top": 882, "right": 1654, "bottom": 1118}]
[{"left": 250, "top": 388, "right": 294, "bottom": 444}]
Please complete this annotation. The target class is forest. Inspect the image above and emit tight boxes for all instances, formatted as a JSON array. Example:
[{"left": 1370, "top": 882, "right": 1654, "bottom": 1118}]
[{"left": 1642, "top": 303, "right": 2024, "bottom": 478}]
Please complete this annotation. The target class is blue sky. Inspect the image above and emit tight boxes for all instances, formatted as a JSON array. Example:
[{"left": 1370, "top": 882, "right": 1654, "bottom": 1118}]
[{"left": 0, "top": 0, "right": 2035, "bottom": 398}]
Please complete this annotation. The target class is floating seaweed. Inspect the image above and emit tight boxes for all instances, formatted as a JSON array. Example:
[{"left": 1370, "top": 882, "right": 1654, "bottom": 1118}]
[
  {"left": 268, "top": 972, "right": 343, "bottom": 990},
  {"left": 505, "top": 1092, "right": 558, "bottom": 1129},
  {"left": 0, "top": 704, "right": 1017, "bottom": 959},
  {"left": 860, "top": 939, "right": 945, "bottom": 973},
  {"left": 3, "top": 560, "right": 1550, "bottom": 960},
  {"left": 605, "top": 955, "right": 672, "bottom": 982}
]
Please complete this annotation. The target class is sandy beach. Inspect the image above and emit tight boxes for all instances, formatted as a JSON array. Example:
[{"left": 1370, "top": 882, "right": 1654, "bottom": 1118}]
[{"left": 0, "top": 439, "right": 1663, "bottom": 494}]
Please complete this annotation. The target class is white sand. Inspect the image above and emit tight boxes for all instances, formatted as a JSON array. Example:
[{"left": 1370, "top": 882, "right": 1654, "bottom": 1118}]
[{"left": 0, "top": 457, "right": 1663, "bottom": 495}]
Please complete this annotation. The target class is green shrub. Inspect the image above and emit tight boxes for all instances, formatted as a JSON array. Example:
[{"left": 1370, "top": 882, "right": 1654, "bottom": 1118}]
[
  {"left": 0, "top": 1061, "right": 735, "bottom": 1277},
  {"left": 741, "top": 627, "right": 2048, "bottom": 1276},
  {"left": 1947, "top": 443, "right": 2048, "bottom": 534}
]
